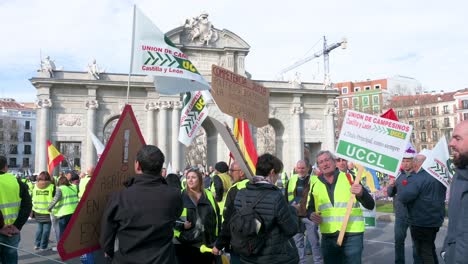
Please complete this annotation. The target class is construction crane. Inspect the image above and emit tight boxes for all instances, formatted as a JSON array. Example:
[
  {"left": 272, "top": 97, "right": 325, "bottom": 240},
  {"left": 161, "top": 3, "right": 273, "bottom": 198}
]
[{"left": 278, "top": 36, "right": 347, "bottom": 88}]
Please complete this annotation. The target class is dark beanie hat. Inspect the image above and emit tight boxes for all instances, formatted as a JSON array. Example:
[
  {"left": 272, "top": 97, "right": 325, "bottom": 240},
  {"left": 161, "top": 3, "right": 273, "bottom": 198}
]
[{"left": 215, "top": 161, "right": 229, "bottom": 173}]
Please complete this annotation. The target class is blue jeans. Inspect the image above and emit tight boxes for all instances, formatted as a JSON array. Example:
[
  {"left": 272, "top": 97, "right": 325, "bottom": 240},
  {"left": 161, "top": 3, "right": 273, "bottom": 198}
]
[
  {"left": 35, "top": 222, "right": 52, "bottom": 249},
  {"left": 58, "top": 214, "right": 72, "bottom": 238},
  {"left": 0, "top": 233, "right": 21, "bottom": 264},
  {"left": 322, "top": 233, "right": 363, "bottom": 264}
]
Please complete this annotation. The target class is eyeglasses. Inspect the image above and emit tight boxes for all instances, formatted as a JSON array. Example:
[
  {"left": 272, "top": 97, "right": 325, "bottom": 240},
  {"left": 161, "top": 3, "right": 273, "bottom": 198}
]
[
  {"left": 229, "top": 169, "right": 241, "bottom": 172},
  {"left": 336, "top": 158, "right": 347, "bottom": 162}
]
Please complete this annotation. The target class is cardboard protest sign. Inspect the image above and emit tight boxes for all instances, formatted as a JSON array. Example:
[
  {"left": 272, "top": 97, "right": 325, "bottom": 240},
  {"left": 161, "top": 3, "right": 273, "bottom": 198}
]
[
  {"left": 58, "top": 105, "right": 146, "bottom": 260},
  {"left": 211, "top": 65, "right": 269, "bottom": 127},
  {"left": 335, "top": 110, "right": 412, "bottom": 176},
  {"left": 207, "top": 116, "right": 254, "bottom": 179}
]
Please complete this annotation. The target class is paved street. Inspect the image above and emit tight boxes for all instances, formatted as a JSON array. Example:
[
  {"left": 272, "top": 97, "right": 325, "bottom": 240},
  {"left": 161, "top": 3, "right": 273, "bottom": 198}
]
[{"left": 15, "top": 217, "right": 447, "bottom": 263}]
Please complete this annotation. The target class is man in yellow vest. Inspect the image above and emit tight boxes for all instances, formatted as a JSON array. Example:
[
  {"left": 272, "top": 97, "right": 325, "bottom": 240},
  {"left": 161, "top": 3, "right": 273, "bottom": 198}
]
[
  {"left": 286, "top": 160, "right": 322, "bottom": 264},
  {"left": 0, "top": 155, "right": 32, "bottom": 263},
  {"left": 212, "top": 161, "right": 249, "bottom": 264},
  {"left": 308, "top": 150, "right": 375, "bottom": 263},
  {"left": 78, "top": 165, "right": 94, "bottom": 199},
  {"left": 210, "top": 161, "right": 232, "bottom": 215}
]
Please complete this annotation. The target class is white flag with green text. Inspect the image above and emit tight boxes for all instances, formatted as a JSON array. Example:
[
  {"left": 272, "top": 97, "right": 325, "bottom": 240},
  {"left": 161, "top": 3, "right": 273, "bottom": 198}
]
[
  {"left": 421, "top": 136, "right": 453, "bottom": 187},
  {"left": 178, "top": 91, "right": 212, "bottom": 146},
  {"left": 131, "top": 6, "right": 210, "bottom": 94}
]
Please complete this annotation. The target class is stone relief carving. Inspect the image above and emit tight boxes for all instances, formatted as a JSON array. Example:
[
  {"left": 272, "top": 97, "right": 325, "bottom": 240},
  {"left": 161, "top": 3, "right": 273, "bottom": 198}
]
[
  {"left": 291, "top": 106, "right": 304, "bottom": 115},
  {"left": 35, "top": 98, "right": 52, "bottom": 108},
  {"left": 158, "top": 101, "right": 171, "bottom": 110},
  {"left": 40, "top": 56, "right": 56, "bottom": 78},
  {"left": 145, "top": 101, "right": 158, "bottom": 111},
  {"left": 304, "top": 119, "right": 323, "bottom": 132},
  {"left": 57, "top": 114, "right": 83, "bottom": 127},
  {"left": 85, "top": 99, "right": 99, "bottom": 110},
  {"left": 184, "top": 13, "right": 218, "bottom": 45},
  {"left": 171, "top": 101, "right": 183, "bottom": 110},
  {"left": 87, "top": 58, "right": 105, "bottom": 79}
]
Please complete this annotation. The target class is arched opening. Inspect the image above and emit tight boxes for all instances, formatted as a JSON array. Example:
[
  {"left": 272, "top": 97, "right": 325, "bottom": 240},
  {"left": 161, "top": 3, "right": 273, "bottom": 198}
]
[{"left": 103, "top": 116, "right": 120, "bottom": 144}]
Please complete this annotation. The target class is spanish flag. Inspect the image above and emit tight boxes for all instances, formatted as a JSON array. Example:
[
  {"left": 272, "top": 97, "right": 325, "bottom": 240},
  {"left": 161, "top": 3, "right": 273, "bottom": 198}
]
[
  {"left": 47, "top": 140, "right": 64, "bottom": 174},
  {"left": 233, "top": 118, "right": 258, "bottom": 174}
]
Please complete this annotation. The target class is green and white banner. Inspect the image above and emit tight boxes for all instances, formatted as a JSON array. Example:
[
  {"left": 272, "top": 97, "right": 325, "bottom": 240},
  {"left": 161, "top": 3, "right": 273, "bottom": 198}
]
[
  {"left": 421, "top": 137, "right": 453, "bottom": 187},
  {"left": 336, "top": 110, "right": 412, "bottom": 175},
  {"left": 178, "top": 91, "right": 211, "bottom": 146},
  {"left": 131, "top": 6, "right": 210, "bottom": 94}
]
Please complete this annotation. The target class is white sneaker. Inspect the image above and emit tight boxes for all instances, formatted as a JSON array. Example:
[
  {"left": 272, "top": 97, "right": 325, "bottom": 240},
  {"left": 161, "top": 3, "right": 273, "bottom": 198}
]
[{"left": 52, "top": 247, "right": 57, "bottom": 252}]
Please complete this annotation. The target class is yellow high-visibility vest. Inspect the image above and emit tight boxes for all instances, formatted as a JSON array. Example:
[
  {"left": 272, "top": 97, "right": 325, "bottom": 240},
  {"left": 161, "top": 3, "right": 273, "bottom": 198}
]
[
  {"left": 0, "top": 173, "right": 21, "bottom": 225},
  {"left": 312, "top": 172, "right": 364, "bottom": 234},
  {"left": 54, "top": 185, "right": 79, "bottom": 217},
  {"left": 32, "top": 184, "right": 54, "bottom": 214}
]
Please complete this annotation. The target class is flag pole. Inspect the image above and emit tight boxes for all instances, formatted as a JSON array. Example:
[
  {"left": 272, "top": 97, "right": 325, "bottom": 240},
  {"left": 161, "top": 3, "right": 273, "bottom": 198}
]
[{"left": 127, "top": 5, "right": 137, "bottom": 104}]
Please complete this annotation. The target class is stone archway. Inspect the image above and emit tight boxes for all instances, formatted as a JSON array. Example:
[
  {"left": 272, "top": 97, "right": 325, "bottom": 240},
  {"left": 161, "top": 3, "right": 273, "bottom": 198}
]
[
  {"left": 103, "top": 116, "right": 120, "bottom": 144},
  {"left": 256, "top": 118, "right": 285, "bottom": 160},
  {"left": 185, "top": 127, "right": 207, "bottom": 169}
]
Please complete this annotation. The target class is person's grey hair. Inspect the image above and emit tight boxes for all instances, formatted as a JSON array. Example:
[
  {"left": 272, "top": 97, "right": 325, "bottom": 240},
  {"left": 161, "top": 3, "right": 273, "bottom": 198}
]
[{"left": 315, "top": 150, "right": 336, "bottom": 161}]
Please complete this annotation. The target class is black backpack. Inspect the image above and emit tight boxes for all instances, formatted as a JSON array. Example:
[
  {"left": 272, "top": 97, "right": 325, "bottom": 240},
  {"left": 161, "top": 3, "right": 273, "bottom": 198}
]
[{"left": 230, "top": 190, "right": 269, "bottom": 256}]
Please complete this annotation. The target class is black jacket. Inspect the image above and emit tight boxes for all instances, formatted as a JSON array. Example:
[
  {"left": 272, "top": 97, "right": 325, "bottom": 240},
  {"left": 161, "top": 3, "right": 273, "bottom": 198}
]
[
  {"left": 234, "top": 182, "right": 299, "bottom": 264},
  {"left": 174, "top": 189, "right": 221, "bottom": 247},
  {"left": 100, "top": 173, "right": 183, "bottom": 264}
]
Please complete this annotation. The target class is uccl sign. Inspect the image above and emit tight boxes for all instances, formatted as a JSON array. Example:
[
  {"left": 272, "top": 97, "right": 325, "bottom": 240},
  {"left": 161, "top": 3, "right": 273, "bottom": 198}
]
[{"left": 336, "top": 110, "right": 412, "bottom": 175}]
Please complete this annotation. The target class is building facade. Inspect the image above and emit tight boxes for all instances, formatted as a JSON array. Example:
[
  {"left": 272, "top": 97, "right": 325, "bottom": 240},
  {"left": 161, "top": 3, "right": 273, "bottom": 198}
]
[
  {"left": 30, "top": 15, "right": 338, "bottom": 174},
  {"left": 0, "top": 98, "right": 36, "bottom": 175},
  {"left": 387, "top": 92, "right": 457, "bottom": 151}
]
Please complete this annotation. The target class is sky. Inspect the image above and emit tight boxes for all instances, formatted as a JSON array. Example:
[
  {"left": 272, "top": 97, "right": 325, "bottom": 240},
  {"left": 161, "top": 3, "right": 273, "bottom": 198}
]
[{"left": 1, "top": 0, "right": 467, "bottom": 102}]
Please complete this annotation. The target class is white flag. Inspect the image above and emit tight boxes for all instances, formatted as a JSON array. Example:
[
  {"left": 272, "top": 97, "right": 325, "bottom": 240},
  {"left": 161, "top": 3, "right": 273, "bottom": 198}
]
[
  {"left": 131, "top": 6, "right": 210, "bottom": 94},
  {"left": 88, "top": 130, "right": 105, "bottom": 158},
  {"left": 421, "top": 136, "right": 453, "bottom": 187},
  {"left": 178, "top": 91, "right": 211, "bottom": 146}
]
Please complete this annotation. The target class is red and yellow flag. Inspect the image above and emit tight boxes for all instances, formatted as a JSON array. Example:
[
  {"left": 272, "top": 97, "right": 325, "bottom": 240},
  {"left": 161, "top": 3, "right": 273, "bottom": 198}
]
[
  {"left": 47, "top": 140, "right": 64, "bottom": 174},
  {"left": 233, "top": 118, "right": 258, "bottom": 174}
]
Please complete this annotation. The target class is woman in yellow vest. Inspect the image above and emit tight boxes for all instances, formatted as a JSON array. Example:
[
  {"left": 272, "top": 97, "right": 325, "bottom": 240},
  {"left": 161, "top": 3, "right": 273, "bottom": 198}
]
[
  {"left": 32, "top": 171, "right": 55, "bottom": 251},
  {"left": 48, "top": 176, "right": 79, "bottom": 238},
  {"left": 174, "top": 168, "right": 221, "bottom": 264}
]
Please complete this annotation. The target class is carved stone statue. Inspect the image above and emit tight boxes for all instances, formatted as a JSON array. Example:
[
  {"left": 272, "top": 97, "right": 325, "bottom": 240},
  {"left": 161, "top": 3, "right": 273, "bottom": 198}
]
[
  {"left": 184, "top": 13, "right": 218, "bottom": 45},
  {"left": 87, "top": 58, "right": 105, "bottom": 79},
  {"left": 40, "top": 56, "right": 56, "bottom": 78}
]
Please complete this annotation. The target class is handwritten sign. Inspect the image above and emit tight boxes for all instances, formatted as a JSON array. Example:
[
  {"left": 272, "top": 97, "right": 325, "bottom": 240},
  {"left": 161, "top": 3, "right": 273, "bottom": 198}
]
[
  {"left": 211, "top": 65, "right": 269, "bottom": 127},
  {"left": 58, "top": 105, "right": 146, "bottom": 260},
  {"left": 335, "top": 110, "right": 412, "bottom": 175}
]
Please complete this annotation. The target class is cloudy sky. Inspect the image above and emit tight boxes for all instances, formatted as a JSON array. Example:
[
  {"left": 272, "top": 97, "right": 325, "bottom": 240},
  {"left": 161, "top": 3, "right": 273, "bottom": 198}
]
[{"left": 1, "top": 0, "right": 467, "bottom": 102}]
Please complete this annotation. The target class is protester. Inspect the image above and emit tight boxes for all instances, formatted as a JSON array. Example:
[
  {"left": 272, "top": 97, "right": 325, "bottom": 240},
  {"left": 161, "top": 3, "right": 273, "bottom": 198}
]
[
  {"left": 78, "top": 165, "right": 94, "bottom": 199},
  {"left": 442, "top": 120, "right": 468, "bottom": 263},
  {"left": 0, "top": 155, "right": 32, "bottom": 263},
  {"left": 213, "top": 153, "right": 299, "bottom": 264},
  {"left": 210, "top": 161, "right": 232, "bottom": 214},
  {"left": 286, "top": 159, "right": 322, "bottom": 264},
  {"left": 399, "top": 152, "right": 446, "bottom": 263},
  {"left": 48, "top": 176, "right": 79, "bottom": 238},
  {"left": 100, "top": 145, "right": 183, "bottom": 264},
  {"left": 166, "top": 173, "right": 182, "bottom": 190},
  {"left": 387, "top": 146, "right": 419, "bottom": 264},
  {"left": 213, "top": 161, "right": 250, "bottom": 264},
  {"left": 174, "top": 168, "right": 221, "bottom": 264},
  {"left": 32, "top": 171, "right": 55, "bottom": 251},
  {"left": 308, "top": 150, "right": 375, "bottom": 263}
]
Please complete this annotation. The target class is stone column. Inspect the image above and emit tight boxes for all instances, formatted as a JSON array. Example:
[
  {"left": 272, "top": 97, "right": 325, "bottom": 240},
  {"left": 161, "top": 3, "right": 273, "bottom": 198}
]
[
  {"left": 35, "top": 98, "right": 52, "bottom": 172},
  {"left": 158, "top": 101, "right": 171, "bottom": 158},
  {"left": 85, "top": 99, "right": 99, "bottom": 169},
  {"left": 291, "top": 105, "right": 304, "bottom": 163},
  {"left": 171, "top": 101, "right": 182, "bottom": 172},
  {"left": 325, "top": 107, "right": 336, "bottom": 150},
  {"left": 145, "top": 101, "right": 158, "bottom": 145}
]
